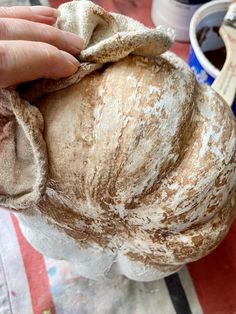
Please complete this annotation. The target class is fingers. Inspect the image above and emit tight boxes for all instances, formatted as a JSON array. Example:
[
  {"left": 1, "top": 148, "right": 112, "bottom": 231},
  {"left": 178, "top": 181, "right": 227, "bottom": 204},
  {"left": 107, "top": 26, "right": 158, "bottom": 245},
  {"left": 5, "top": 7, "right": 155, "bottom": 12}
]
[
  {"left": 0, "top": 18, "right": 84, "bottom": 55},
  {"left": 0, "top": 6, "right": 59, "bottom": 25},
  {"left": 0, "top": 6, "right": 84, "bottom": 87},
  {"left": 0, "top": 41, "right": 80, "bottom": 88}
]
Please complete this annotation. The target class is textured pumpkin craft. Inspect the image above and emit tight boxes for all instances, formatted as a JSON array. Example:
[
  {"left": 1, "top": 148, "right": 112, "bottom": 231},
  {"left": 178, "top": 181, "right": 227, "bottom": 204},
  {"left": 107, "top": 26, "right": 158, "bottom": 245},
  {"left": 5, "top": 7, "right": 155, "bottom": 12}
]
[{"left": 0, "top": 0, "right": 236, "bottom": 281}]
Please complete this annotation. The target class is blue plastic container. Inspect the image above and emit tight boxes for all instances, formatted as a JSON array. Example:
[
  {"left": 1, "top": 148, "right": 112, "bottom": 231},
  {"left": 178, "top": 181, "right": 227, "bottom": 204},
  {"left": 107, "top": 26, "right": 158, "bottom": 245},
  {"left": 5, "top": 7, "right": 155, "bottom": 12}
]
[{"left": 188, "top": 0, "right": 236, "bottom": 115}]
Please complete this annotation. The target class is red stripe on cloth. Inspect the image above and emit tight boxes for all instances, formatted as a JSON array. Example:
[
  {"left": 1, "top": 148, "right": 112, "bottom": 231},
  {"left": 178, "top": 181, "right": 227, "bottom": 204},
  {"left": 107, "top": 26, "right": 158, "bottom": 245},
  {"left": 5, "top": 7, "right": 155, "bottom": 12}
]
[
  {"left": 48, "top": 0, "right": 67, "bottom": 8},
  {"left": 11, "top": 214, "right": 55, "bottom": 314},
  {"left": 188, "top": 219, "right": 236, "bottom": 314}
]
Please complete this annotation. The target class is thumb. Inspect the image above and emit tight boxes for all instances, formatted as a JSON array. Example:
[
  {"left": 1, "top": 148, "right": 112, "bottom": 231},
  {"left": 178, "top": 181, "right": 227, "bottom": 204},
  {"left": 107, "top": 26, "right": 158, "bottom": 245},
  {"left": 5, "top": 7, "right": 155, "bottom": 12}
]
[{"left": 0, "top": 41, "right": 80, "bottom": 88}]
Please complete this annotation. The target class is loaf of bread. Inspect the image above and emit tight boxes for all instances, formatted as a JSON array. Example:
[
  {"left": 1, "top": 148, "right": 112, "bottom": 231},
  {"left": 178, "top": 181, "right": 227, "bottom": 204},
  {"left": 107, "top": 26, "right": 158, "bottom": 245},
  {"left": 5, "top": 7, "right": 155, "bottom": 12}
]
[{"left": 0, "top": 0, "right": 235, "bottom": 281}]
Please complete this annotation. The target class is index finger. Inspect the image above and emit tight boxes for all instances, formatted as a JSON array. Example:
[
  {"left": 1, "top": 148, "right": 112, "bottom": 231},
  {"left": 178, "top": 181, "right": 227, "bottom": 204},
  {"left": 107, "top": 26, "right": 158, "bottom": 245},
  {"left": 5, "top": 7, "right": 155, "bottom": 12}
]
[{"left": 0, "top": 6, "right": 59, "bottom": 25}]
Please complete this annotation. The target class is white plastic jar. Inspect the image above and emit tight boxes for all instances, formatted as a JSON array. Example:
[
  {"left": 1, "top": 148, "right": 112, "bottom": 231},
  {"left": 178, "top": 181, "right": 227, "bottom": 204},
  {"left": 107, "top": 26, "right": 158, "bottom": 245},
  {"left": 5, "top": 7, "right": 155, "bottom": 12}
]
[{"left": 151, "top": 0, "right": 212, "bottom": 42}]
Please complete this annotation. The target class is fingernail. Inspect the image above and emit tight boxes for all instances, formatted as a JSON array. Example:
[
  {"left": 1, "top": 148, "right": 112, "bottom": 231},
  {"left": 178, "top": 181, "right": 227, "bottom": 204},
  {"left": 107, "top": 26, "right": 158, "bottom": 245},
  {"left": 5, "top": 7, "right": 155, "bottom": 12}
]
[
  {"left": 64, "top": 31, "right": 85, "bottom": 51},
  {"left": 31, "top": 6, "right": 60, "bottom": 17},
  {"left": 61, "top": 51, "right": 80, "bottom": 67}
]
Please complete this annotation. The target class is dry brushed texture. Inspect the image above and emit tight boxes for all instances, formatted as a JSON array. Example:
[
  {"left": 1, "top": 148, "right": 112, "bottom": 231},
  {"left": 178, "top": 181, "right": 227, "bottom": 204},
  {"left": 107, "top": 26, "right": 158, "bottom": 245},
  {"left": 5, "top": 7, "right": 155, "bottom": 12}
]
[
  {"left": 0, "top": 0, "right": 236, "bottom": 281},
  {"left": 33, "top": 54, "right": 235, "bottom": 280}
]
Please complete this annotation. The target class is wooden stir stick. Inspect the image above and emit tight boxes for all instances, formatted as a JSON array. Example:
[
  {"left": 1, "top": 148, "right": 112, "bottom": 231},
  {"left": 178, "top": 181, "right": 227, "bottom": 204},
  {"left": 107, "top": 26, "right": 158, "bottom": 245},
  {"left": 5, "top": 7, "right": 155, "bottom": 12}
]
[{"left": 212, "top": 2, "right": 236, "bottom": 107}]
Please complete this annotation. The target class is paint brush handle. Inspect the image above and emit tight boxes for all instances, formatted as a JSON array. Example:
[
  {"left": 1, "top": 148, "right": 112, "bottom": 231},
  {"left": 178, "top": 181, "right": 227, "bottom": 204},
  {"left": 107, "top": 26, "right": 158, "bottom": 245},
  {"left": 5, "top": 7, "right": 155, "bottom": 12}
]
[{"left": 212, "top": 25, "right": 236, "bottom": 106}]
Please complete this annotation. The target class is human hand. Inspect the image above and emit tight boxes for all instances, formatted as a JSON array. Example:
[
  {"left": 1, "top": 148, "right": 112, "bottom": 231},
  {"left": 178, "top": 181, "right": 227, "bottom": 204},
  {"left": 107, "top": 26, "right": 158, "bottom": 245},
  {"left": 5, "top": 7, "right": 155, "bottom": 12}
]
[{"left": 0, "top": 6, "right": 84, "bottom": 88}]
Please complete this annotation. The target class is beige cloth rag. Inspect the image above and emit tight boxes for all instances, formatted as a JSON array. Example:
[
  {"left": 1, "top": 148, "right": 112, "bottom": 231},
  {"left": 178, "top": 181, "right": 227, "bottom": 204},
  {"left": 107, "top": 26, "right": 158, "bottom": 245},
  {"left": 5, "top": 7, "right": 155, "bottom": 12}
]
[{"left": 0, "top": 0, "right": 174, "bottom": 209}]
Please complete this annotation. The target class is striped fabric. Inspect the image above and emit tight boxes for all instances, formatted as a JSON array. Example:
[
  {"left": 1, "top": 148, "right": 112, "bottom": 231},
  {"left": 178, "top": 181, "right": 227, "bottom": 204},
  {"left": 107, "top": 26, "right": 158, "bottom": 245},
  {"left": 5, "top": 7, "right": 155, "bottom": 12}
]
[{"left": 0, "top": 0, "right": 236, "bottom": 313}]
